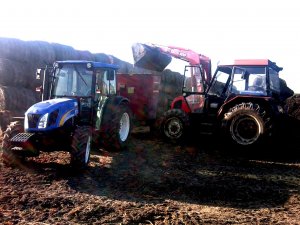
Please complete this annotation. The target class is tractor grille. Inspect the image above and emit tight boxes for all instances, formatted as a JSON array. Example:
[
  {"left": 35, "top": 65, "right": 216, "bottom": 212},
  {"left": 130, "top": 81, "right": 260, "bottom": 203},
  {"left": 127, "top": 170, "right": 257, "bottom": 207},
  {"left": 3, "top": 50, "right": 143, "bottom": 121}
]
[
  {"left": 27, "top": 114, "right": 41, "bottom": 128},
  {"left": 11, "top": 132, "right": 34, "bottom": 142}
]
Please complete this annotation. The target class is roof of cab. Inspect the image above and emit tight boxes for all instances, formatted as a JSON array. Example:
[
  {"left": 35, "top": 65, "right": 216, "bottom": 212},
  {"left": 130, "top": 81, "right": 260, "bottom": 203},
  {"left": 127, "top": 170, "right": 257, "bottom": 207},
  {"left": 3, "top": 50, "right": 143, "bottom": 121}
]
[
  {"left": 218, "top": 59, "right": 283, "bottom": 72},
  {"left": 55, "top": 60, "right": 119, "bottom": 70}
]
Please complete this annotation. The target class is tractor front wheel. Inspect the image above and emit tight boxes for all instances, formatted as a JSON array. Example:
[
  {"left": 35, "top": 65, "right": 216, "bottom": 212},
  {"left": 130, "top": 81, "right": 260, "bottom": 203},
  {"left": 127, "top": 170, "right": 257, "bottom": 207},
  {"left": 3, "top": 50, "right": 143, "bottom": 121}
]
[
  {"left": 70, "top": 126, "right": 92, "bottom": 169},
  {"left": 160, "top": 109, "right": 189, "bottom": 143}
]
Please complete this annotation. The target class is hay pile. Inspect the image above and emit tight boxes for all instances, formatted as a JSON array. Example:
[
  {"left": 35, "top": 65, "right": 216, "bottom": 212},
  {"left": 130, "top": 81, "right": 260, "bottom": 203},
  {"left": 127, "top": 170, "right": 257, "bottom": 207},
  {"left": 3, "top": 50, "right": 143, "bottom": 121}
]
[
  {"left": 156, "top": 69, "right": 184, "bottom": 118},
  {"left": 285, "top": 94, "right": 300, "bottom": 120}
]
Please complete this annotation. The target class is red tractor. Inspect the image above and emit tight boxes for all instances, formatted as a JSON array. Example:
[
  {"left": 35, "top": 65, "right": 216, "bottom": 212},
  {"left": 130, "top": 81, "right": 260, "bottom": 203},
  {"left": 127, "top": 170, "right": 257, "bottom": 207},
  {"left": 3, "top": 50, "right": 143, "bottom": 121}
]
[{"left": 132, "top": 43, "right": 293, "bottom": 147}]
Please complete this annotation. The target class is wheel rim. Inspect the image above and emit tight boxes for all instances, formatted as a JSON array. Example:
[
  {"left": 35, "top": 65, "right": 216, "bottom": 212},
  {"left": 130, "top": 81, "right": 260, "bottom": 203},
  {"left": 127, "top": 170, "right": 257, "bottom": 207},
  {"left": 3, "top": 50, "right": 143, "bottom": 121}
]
[
  {"left": 230, "top": 114, "right": 262, "bottom": 145},
  {"left": 164, "top": 117, "right": 183, "bottom": 139},
  {"left": 85, "top": 136, "right": 91, "bottom": 164},
  {"left": 119, "top": 112, "right": 130, "bottom": 142}
]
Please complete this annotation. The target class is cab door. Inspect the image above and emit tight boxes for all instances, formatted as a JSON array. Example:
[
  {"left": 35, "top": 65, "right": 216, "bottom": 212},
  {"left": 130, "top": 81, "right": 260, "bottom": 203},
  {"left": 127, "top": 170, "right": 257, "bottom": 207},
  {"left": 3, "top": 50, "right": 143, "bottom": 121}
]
[
  {"left": 205, "top": 66, "right": 232, "bottom": 115},
  {"left": 183, "top": 66, "right": 206, "bottom": 113}
]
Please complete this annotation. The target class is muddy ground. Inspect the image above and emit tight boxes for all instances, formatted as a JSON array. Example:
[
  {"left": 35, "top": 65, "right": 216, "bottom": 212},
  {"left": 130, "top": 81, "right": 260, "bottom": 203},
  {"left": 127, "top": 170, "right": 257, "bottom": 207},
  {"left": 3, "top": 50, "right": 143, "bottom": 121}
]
[{"left": 1, "top": 127, "right": 300, "bottom": 225}]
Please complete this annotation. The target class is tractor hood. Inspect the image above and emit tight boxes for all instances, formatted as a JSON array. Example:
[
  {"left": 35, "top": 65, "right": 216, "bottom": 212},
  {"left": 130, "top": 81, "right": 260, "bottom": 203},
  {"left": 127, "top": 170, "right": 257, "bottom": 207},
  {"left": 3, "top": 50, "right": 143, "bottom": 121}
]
[
  {"left": 26, "top": 98, "right": 78, "bottom": 115},
  {"left": 25, "top": 98, "right": 79, "bottom": 132}
]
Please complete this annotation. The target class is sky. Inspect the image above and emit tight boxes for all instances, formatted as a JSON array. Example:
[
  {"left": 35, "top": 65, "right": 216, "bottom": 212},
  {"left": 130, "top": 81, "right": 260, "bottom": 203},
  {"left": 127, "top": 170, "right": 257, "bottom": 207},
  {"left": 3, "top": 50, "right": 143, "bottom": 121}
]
[{"left": 0, "top": 0, "right": 299, "bottom": 92}]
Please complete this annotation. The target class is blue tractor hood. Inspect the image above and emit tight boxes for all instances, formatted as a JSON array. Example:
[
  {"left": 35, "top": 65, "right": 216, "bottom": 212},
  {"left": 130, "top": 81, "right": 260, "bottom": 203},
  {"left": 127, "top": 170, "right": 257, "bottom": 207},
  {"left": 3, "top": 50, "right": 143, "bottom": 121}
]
[
  {"left": 25, "top": 98, "right": 79, "bottom": 132},
  {"left": 27, "top": 98, "right": 78, "bottom": 114}
]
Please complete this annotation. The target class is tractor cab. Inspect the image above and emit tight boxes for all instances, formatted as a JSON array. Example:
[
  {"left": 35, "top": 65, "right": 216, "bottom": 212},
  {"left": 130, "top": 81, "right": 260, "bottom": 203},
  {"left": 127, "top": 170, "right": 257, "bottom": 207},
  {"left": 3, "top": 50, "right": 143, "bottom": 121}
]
[
  {"left": 50, "top": 61, "right": 117, "bottom": 98},
  {"left": 208, "top": 59, "right": 281, "bottom": 100},
  {"left": 36, "top": 61, "right": 119, "bottom": 127}
]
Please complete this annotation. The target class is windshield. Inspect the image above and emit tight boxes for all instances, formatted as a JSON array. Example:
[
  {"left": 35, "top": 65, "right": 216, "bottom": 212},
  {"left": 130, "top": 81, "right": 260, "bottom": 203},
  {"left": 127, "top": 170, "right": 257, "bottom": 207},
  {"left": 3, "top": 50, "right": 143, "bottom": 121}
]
[
  {"left": 208, "top": 66, "right": 268, "bottom": 97},
  {"left": 52, "top": 64, "right": 93, "bottom": 97},
  {"left": 183, "top": 66, "right": 204, "bottom": 93},
  {"left": 231, "top": 67, "right": 267, "bottom": 95}
]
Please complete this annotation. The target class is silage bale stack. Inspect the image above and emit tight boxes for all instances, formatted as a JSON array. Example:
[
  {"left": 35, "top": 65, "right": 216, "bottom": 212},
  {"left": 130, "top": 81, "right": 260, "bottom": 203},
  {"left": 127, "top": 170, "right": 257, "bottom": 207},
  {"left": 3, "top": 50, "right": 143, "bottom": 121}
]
[
  {"left": 156, "top": 69, "right": 183, "bottom": 118},
  {"left": 94, "top": 53, "right": 133, "bottom": 74},
  {"left": 51, "top": 43, "right": 79, "bottom": 61},
  {"left": 52, "top": 43, "right": 95, "bottom": 61},
  {"left": 285, "top": 94, "right": 300, "bottom": 120},
  {"left": 0, "top": 38, "right": 43, "bottom": 130},
  {"left": 0, "top": 38, "right": 40, "bottom": 89},
  {"left": 0, "top": 37, "right": 31, "bottom": 62},
  {"left": 0, "top": 86, "right": 38, "bottom": 112},
  {"left": 0, "top": 39, "right": 98, "bottom": 117},
  {"left": 77, "top": 50, "right": 95, "bottom": 61},
  {"left": 94, "top": 53, "right": 112, "bottom": 63},
  {"left": 0, "top": 58, "right": 32, "bottom": 88},
  {"left": 0, "top": 39, "right": 78, "bottom": 130},
  {"left": 28, "top": 40, "right": 56, "bottom": 65}
]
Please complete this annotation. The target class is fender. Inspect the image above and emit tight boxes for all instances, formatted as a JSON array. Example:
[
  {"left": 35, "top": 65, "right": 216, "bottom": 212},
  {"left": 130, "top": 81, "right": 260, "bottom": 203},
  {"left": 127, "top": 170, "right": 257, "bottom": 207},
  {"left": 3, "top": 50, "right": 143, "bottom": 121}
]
[
  {"left": 217, "top": 95, "right": 275, "bottom": 120},
  {"left": 103, "top": 95, "right": 130, "bottom": 115},
  {"left": 171, "top": 96, "right": 191, "bottom": 114},
  {"left": 110, "top": 95, "right": 130, "bottom": 106}
]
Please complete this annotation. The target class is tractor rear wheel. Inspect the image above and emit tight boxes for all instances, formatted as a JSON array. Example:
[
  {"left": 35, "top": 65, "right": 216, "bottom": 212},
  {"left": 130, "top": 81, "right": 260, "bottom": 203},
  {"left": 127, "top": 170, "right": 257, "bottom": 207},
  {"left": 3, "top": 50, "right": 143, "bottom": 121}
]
[
  {"left": 100, "top": 103, "right": 132, "bottom": 151},
  {"left": 222, "top": 102, "right": 271, "bottom": 147},
  {"left": 160, "top": 109, "right": 189, "bottom": 143},
  {"left": 1, "top": 121, "right": 24, "bottom": 166},
  {"left": 70, "top": 126, "right": 92, "bottom": 169}
]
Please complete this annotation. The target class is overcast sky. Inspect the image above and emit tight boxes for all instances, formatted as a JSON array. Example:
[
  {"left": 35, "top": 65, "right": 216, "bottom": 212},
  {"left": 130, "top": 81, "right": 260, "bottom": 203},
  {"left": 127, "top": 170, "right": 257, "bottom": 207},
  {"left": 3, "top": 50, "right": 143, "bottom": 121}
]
[{"left": 0, "top": 0, "right": 299, "bottom": 92}]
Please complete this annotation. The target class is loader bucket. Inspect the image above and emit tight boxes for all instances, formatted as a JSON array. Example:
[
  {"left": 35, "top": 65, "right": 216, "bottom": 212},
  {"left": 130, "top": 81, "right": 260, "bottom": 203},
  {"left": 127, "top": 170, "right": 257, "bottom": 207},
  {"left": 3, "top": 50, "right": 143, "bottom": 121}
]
[{"left": 132, "top": 43, "right": 172, "bottom": 72}]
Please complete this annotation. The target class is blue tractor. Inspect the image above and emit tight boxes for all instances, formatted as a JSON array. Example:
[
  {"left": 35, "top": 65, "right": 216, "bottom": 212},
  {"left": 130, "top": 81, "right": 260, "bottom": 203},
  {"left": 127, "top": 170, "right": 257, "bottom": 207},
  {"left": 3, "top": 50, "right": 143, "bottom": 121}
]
[{"left": 1, "top": 61, "right": 132, "bottom": 169}]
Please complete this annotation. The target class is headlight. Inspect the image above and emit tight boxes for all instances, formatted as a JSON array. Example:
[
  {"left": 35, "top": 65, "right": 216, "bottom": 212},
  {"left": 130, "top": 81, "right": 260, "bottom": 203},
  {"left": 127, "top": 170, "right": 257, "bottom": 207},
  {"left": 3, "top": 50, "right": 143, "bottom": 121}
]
[
  {"left": 38, "top": 113, "right": 49, "bottom": 128},
  {"left": 24, "top": 113, "right": 28, "bottom": 130}
]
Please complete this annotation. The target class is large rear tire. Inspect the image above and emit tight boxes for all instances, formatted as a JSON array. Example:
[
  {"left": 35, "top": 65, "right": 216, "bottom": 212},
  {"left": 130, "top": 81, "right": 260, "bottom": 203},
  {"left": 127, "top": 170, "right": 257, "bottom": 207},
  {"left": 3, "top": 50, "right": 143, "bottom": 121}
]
[
  {"left": 1, "top": 121, "right": 24, "bottom": 166},
  {"left": 160, "top": 109, "right": 189, "bottom": 143},
  {"left": 100, "top": 103, "right": 132, "bottom": 151},
  {"left": 222, "top": 102, "right": 271, "bottom": 147},
  {"left": 70, "top": 126, "right": 92, "bottom": 169}
]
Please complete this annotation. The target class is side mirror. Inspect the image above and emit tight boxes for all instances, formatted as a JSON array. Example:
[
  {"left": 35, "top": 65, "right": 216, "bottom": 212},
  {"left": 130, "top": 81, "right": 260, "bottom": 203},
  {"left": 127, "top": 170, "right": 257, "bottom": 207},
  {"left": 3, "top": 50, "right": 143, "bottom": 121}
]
[{"left": 107, "top": 70, "right": 115, "bottom": 81}]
